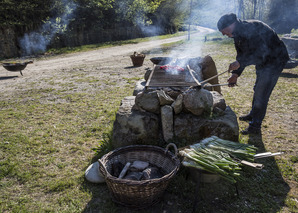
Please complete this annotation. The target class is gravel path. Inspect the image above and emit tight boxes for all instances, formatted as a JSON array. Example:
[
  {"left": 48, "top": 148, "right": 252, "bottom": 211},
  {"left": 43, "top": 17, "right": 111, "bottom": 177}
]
[{"left": 0, "top": 27, "right": 215, "bottom": 99}]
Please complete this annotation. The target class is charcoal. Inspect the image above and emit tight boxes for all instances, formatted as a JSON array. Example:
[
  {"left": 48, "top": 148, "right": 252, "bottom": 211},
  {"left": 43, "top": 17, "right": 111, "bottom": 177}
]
[
  {"left": 123, "top": 171, "right": 144, "bottom": 181},
  {"left": 142, "top": 166, "right": 164, "bottom": 180},
  {"left": 111, "top": 161, "right": 124, "bottom": 177},
  {"left": 130, "top": 161, "right": 149, "bottom": 172},
  {"left": 118, "top": 162, "right": 131, "bottom": 179}
]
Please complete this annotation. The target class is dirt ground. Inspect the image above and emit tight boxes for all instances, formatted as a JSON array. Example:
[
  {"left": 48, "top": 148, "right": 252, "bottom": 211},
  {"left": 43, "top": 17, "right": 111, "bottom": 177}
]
[{"left": 0, "top": 27, "right": 214, "bottom": 98}]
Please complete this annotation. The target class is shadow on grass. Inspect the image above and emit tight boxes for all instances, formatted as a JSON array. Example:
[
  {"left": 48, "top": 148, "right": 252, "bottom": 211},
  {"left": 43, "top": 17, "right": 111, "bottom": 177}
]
[
  {"left": 81, "top": 168, "right": 165, "bottom": 213},
  {"left": 0, "top": 76, "right": 18, "bottom": 80},
  {"left": 280, "top": 72, "right": 298, "bottom": 78},
  {"left": 238, "top": 134, "right": 291, "bottom": 212},
  {"left": 177, "top": 133, "right": 290, "bottom": 213},
  {"left": 80, "top": 152, "right": 118, "bottom": 212},
  {"left": 124, "top": 66, "right": 142, "bottom": 69},
  {"left": 188, "top": 134, "right": 290, "bottom": 212},
  {"left": 80, "top": 177, "right": 113, "bottom": 213}
]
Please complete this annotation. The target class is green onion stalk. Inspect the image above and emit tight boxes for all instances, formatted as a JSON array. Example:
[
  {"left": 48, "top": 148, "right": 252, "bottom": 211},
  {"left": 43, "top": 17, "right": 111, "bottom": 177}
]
[{"left": 179, "top": 136, "right": 258, "bottom": 183}]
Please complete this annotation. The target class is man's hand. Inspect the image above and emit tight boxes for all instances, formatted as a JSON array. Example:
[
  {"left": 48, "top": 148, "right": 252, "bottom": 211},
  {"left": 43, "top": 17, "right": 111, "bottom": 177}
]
[
  {"left": 227, "top": 73, "right": 238, "bottom": 87},
  {"left": 229, "top": 61, "right": 240, "bottom": 70}
]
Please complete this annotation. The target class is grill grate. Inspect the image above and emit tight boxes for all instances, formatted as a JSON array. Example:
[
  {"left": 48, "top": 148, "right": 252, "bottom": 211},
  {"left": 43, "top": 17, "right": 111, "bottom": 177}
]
[{"left": 145, "top": 65, "right": 198, "bottom": 88}]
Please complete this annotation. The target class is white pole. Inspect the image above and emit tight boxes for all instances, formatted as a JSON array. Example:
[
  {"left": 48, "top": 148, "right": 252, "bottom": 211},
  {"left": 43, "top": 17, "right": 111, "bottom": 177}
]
[{"left": 188, "top": 0, "right": 193, "bottom": 40}]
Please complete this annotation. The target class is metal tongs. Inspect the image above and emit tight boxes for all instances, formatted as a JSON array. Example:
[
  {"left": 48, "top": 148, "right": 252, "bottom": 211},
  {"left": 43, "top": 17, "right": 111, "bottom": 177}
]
[
  {"left": 187, "top": 65, "right": 236, "bottom": 89},
  {"left": 203, "top": 83, "right": 237, "bottom": 88},
  {"left": 233, "top": 152, "right": 284, "bottom": 170}
]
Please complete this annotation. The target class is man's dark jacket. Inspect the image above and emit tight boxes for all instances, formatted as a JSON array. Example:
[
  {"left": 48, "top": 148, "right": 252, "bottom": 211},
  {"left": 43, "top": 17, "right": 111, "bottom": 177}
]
[{"left": 232, "top": 19, "right": 289, "bottom": 76}]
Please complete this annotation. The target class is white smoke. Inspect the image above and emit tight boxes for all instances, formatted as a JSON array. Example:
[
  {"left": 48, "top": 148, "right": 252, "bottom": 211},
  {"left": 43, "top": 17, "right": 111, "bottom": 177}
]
[
  {"left": 163, "top": 0, "right": 236, "bottom": 67},
  {"left": 19, "top": 0, "right": 77, "bottom": 56},
  {"left": 140, "top": 25, "right": 163, "bottom": 37}
]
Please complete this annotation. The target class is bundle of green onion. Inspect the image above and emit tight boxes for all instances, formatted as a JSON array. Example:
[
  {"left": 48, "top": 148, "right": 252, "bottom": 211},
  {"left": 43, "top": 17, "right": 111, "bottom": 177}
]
[{"left": 179, "top": 136, "right": 258, "bottom": 183}]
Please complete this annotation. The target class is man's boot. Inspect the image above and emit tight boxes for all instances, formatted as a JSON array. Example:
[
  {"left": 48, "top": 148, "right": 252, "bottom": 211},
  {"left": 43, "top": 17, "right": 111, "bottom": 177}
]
[
  {"left": 241, "top": 124, "right": 261, "bottom": 135},
  {"left": 239, "top": 114, "right": 253, "bottom": 121}
]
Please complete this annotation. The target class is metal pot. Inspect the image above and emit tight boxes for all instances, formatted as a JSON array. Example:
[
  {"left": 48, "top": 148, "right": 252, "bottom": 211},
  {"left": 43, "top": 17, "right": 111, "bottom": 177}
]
[{"left": 150, "top": 57, "right": 173, "bottom": 65}]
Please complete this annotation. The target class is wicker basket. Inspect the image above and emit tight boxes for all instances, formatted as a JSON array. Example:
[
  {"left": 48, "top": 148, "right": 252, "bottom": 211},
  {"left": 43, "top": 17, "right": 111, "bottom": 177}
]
[
  {"left": 130, "top": 54, "right": 145, "bottom": 66},
  {"left": 98, "top": 144, "right": 180, "bottom": 209}
]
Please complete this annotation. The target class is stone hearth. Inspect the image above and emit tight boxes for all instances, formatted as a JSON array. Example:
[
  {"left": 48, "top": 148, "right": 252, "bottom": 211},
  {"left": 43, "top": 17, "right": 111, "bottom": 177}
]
[{"left": 112, "top": 56, "right": 239, "bottom": 148}]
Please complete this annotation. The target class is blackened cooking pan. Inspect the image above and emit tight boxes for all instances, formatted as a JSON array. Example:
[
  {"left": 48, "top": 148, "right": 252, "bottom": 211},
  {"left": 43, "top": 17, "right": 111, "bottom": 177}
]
[{"left": 2, "top": 61, "right": 33, "bottom": 76}]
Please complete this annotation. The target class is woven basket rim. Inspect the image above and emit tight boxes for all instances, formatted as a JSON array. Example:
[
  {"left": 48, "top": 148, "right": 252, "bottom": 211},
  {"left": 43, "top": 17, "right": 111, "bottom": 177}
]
[
  {"left": 130, "top": 55, "right": 145, "bottom": 58},
  {"left": 99, "top": 144, "right": 180, "bottom": 184}
]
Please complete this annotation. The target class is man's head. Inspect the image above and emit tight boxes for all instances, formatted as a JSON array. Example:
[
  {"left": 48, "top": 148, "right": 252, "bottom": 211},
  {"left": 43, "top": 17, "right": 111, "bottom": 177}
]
[{"left": 217, "top": 13, "right": 238, "bottom": 37}]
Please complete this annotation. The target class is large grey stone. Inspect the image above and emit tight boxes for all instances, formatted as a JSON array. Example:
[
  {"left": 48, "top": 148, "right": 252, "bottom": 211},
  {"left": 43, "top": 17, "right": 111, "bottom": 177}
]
[
  {"left": 183, "top": 88, "right": 213, "bottom": 116},
  {"left": 205, "top": 106, "right": 239, "bottom": 141},
  {"left": 144, "top": 68, "right": 152, "bottom": 81},
  {"left": 164, "top": 88, "right": 183, "bottom": 100},
  {"left": 171, "top": 94, "right": 183, "bottom": 114},
  {"left": 157, "top": 90, "right": 174, "bottom": 106},
  {"left": 188, "top": 57, "right": 204, "bottom": 82},
  {"left": 174, "top": 106, "right": 239, "bottom": 144},
  {"left": 112, "top": 96, "right": 160, "bottom": 148},
  {"left": 200, "top": 55, "right": 221, "bottom": 94},
  {"left": 133, "top": 80, "right": 146, "bottom": 96},
  {"left": 174, "top": 113, "right": 206, "bottom": 144},
  {"left": 135, "top": 91, "right": 160, "bottom": 114},
  {"left": 210, "top": 91, "right": 226, "bottom": 111},
  {"left": 282, "top": 36, "right": 298, "bottom": 58}
]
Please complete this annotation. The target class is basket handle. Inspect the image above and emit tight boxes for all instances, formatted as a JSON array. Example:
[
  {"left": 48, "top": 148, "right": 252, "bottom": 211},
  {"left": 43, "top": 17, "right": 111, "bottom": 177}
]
[
  {"left": 165, "top": 143, "right": 178, "bottom": 157},
  {"left": 97, "top": 158, "right": 108, "bottom": 177}
]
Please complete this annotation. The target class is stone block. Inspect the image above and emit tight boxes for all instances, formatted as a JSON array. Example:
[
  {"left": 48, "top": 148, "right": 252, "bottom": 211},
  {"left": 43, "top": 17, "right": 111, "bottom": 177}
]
[
  {"left": 282, "top": 37, "right": 298, "bottom": 58},
  {"left": 112, "top": 96, "right": 160, "bottom": 148},
  {"left": 135, "top": 90, "right": 160, "bottom": 114},
  {"left": 133, "top": 80, "right": 146, "bottom": 96},
  {"left": 183, "top": 88, "right": 213, "bottom": 116},
  {"left": 210, "top": 91, "right": 226, "bottom": 111},
  {"left": 161, "top": 105, "right": 174, "bottom": 142},
  {"left": 174, "top": 106, "right": 239, "bottom": 144}
]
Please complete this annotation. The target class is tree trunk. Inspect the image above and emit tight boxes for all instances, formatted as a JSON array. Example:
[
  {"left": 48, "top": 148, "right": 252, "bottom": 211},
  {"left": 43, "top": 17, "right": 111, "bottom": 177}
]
[
  {"left": 237, "top": 0, "right": 244, "bottom": 19},
  {"left": 253, "top": 0, "right": 257, "bottom": 18}
]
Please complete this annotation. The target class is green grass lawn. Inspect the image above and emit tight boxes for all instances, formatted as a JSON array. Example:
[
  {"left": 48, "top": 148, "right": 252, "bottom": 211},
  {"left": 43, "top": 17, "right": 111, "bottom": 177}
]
[{"left": 0, "top": 34, "right": 297, "bottom": 213}]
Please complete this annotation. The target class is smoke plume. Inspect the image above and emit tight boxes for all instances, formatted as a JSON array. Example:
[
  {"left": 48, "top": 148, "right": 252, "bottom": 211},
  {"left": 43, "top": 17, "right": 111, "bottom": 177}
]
[
  {"left": 19, "top": 0, "right": 77, "bottom": 56},
  {"left": 163, "top": 0, "right": 236, "bottom": 68}
]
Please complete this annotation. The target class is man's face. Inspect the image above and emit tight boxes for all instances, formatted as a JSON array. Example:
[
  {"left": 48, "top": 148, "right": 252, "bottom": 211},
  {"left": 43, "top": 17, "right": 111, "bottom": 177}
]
[{"left": 220, "top": 22, "right": 236, "bottom": 38}]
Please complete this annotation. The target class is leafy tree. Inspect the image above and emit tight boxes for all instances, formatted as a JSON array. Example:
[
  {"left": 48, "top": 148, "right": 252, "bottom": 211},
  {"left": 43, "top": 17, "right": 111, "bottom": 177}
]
[
  {"left": 189, "top": 0, "right": 236, "bottom": 29},
  {"left": 73, "top": 0, "right": 114, "bottom": 25},
  {"left": 235, "top": 0, "right": 268, "bottom": 20},
  {"left": 114, "top": 0, "right": 162, "bottom": 26},
  {"left": 150, "top": 0, "right": 189, "bottom": 34},
  {"left": 0, "top": 0, "right": 53, "bottom": 28}
]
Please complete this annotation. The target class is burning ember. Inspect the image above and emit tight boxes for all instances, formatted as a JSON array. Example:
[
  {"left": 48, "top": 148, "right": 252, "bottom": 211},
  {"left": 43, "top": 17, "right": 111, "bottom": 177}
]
[
  {"left": 145, "top": 65, "right": 198, "bottom": 88},
  {"left": 160, "top": 65, "right": 185, "bottom": 72}
]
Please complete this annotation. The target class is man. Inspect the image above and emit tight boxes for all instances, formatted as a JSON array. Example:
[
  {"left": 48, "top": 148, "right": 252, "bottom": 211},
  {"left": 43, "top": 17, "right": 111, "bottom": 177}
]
[{"left": 217, "top": 13, "right": 289, "bottom": 135}]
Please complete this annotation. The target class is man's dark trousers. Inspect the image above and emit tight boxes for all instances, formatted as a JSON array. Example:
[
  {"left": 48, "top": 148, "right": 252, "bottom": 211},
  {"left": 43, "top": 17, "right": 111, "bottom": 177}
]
[{"left": 249, "top": 63, "right": 285, "bottom": 129}]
